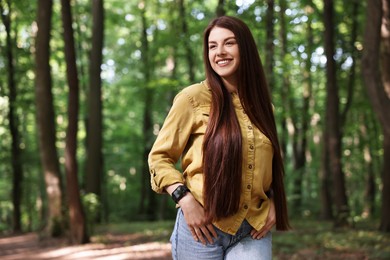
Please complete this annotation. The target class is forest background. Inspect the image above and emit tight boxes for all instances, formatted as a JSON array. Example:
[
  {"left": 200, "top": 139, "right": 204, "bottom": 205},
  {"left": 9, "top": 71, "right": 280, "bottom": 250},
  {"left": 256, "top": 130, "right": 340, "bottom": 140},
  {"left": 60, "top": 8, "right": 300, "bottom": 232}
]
[{"left": 1, "top": 0, "right": 390, "bottom": 257}]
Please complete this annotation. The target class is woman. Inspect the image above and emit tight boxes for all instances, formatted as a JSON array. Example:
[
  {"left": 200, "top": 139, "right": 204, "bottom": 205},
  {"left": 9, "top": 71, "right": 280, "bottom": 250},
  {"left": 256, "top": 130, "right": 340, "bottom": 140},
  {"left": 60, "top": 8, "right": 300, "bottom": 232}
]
[{"left": 148, "top": 16, "right": 290, "bottom": 259}]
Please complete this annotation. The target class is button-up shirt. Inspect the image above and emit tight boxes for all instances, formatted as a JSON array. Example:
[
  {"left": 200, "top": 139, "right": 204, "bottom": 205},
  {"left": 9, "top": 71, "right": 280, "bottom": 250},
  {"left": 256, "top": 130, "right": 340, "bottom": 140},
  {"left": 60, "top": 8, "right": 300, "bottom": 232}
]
[{"left": 148, "top": 81, "right": 273, "bottom": 235}]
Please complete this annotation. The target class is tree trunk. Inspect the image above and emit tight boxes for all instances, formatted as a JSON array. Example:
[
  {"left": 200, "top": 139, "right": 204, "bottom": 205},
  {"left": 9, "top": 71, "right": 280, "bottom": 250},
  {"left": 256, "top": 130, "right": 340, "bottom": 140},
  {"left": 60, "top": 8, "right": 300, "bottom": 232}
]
[
  {"left": 35, "top": 0, "right": 64, "bottom": 237},
  {"left": 382, "top": 0, "right": 390, "bottom": 98},
  {"left": 178, "top": 0, "right": 195, "bottom": 82},
  {"left": 323, "top": 0, "right": 350, "bottom": 227},
  {"left": 279, "top": 0, "right": 299, "bottom": 213},
  {"left": 292, "top": 0, "right": 313, "bottom": 215},
  {"left": 319, "top": 132, "right": 333, "bottom": 220},
  {"left": 265, "top": 0, "right": 275, "bottom": 90},
  {"left": 360, "top": 114, "right": 376, "bottom": 217},
  {"left": 362, "top": 0, "right": 390, "bottom": 232},
  {"left": 138, "top": 1, "right": 156, "bottom": 219},
  {"left": 61, "top": 0, "right": 89, "bottom": 244},
  {"left": 216, "top": 0, "right": 225, "bottom": 16},
  {"left": 1, "top": 0, "right": 23, "bottom": 233},
  {"left": 381, "top": 134, "right": 390, "bottom": 231},
  {"left": 340, "top": 1, "right": 359, "bottom": 129},
  {"left": 380, "top": 0, "right": 390, "bottom": 232},
  {"left": 86, "top": 0, "right": 104, "bottom": 218}
]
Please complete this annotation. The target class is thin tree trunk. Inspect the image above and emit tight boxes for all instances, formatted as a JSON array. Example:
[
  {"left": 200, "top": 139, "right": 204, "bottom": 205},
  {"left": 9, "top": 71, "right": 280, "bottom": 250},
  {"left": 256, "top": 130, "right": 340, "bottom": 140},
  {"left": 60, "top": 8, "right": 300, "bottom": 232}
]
[
  {"left": 382, "top": 0, "right": 390, "bottom": 98},
  {"left": 1, "top": 0, "right": 23, "bottom": 233},
  {"left": 279, "top": 0, "right": 300, "bottom": 213},
  {"left": 86, "top": 0, "right": 104, "bottom": 218},
  {"left": 340, "top": 0, "right": 359, "bottom": 128},
  {"left": 291, "top": 0, "right": 314, "bottom": 215},
  {"left": 265, "top": 0, "right": 275, "bottom": 90},
  {"left": 323, "top": 0, "right": 349, "bottom": 227},
  {"left": 216, "top": 0, "right": 225, "bottom": 16},
  {"left": 138, "top": 1, "right": 156, "bottom": 219},
  {"left": 360, "top": 114, "right": 376, "bottom": 217},
  {"left": 61, "top": 0, "right": 89, "bottom": 244},
  {"left": 35, "top": 0, "right": 64, "bottom": 237},
  {"left": 178, "top": 0, "right": 195, "bottom": 82}
]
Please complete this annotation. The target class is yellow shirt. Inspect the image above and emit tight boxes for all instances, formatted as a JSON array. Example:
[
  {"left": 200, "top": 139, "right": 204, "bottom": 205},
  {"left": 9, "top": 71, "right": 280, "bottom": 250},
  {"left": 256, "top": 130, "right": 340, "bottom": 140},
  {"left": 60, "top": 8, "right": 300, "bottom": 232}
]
[{"left": 148, "top": 81, "right": 273, "bottom": 235}]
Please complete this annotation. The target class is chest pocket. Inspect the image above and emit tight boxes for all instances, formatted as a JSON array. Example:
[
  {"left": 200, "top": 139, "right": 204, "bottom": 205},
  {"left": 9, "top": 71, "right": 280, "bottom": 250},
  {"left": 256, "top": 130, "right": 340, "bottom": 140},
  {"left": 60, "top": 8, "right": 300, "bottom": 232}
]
[{"left": 195, "top": 105, "right": 210, "bottom": 134}]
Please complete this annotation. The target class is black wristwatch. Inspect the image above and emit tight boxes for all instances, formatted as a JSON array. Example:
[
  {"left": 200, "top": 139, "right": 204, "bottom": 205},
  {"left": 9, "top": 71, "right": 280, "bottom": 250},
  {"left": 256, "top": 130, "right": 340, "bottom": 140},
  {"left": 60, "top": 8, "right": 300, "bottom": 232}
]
[{"left": 171, "top": 185, "right": 190, "bottom": 204}]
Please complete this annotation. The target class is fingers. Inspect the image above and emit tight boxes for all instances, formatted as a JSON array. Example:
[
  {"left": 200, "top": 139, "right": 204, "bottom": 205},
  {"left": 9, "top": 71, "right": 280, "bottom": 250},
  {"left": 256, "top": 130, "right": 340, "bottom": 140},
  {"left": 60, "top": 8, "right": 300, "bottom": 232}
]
[
  {"left": 250, "top": 228, "right": 268, "bottom": 239},
  {"left": 251, "top": 220, "right": 275, "bottom": 239},
  {"left": 251, "top": 217, "right": 275, "bottom": 239},
  {"left": 189, "top": 225, "right": 218, "bottom": 245},
  {"left": 203, "top": 224, "right": 217, "bottom": 244},
  {"left": 207, "top": 224, "right": 218, "bottom": 238},
  {"left": 251, "top": 198, "right": 276, "bottom": 239}
]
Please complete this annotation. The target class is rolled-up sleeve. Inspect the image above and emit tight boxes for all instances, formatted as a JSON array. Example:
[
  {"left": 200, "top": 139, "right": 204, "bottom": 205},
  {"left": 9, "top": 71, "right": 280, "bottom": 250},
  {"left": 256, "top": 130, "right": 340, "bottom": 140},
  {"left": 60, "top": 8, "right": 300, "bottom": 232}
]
[{"left": 148, "top": 90, "right": 195, "bottom": 193}]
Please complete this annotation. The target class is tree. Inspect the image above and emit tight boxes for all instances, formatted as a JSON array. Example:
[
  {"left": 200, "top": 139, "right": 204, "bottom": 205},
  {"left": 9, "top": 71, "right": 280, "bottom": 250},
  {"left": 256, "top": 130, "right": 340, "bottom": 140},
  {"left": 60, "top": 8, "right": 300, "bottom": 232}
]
[
  {"left": 178, "top": 0, "right": 195, "bottom": 82},
  {"left": 362, "top": 0, "right": 390, "bottom": 232},
  {"left": 264, "top": 0, "right": 275, "bottom": 90},
  {"left": 216, "top": 0, "right": 226, "bottom": 16},
  {"left": 85, "top": 0, "right": 104, "bottom": 217},
  {"left": 323, "top": 0, "right": 349, "bottom": 227},
  {"left": 138, "top": 1, "right": 157, "bottom": 219},
  {"left": 35, "top": 0, "right": 64, "bottom": 236},
  {"left": 379, "top": 0, "right": 390, "bottom": 231},
  {"left": 61, "top": 0, "right": 89, "bottom": 243},
  {"left": 0, "top": 0, "right": 23, "bottom": 232}
]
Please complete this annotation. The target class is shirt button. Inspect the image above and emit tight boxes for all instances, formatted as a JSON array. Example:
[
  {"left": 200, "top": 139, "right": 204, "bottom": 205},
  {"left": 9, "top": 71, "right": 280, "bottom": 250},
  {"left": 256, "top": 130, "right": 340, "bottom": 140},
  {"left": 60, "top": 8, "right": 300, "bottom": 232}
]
[
  {"left": 249, "top": 145, "right": 254, "bottom": 150},
  {"left": 248, "top": 164, "right": 253, "bottom": 169},
  {"left": 247, "top": 185, "right": 251, "bottom": 189},
  {"left": 248, "top": 125, "right": 253, "bottom": 130},
  {"left": 244, "top": 205, "right": 248, "bottom": 209}
]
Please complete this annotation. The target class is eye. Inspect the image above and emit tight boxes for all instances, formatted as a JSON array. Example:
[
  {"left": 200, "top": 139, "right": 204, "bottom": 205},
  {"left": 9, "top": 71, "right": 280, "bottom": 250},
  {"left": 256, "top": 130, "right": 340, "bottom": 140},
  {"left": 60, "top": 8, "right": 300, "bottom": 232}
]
[
  {"left": 226, "top": 40, "right": 236, "bottom": 46},
  {"left": 209, "top": 44, "right": 217, "bottom": 50}
]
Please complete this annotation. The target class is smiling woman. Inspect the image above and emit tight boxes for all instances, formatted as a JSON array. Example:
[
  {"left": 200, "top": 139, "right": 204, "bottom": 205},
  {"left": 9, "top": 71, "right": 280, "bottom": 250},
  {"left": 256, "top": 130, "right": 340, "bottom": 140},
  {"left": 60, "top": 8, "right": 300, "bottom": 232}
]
[{"left": 148, "top": 15, "right": 290, "bottom": 260}]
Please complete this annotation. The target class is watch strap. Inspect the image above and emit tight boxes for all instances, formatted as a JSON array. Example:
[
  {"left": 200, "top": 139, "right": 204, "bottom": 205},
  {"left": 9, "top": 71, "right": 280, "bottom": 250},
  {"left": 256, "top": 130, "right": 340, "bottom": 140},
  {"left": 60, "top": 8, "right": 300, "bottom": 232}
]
[{"left": 171, "top": 185, "right": 190, "bottom": 204}]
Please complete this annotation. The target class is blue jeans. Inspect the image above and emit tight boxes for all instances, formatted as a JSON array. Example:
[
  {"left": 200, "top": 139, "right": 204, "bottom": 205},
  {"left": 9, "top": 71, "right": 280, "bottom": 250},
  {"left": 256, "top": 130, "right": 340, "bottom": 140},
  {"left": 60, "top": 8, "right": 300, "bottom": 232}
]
[{"left": 170, "top": 209, "right": 272, "bottom": 260}]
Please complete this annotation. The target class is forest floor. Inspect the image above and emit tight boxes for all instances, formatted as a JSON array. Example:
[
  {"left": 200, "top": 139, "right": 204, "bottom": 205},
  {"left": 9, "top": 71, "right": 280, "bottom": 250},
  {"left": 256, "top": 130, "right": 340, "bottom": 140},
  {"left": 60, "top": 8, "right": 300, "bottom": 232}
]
[
  {"left": 0, "top": 219, "right": 389, "bottom": 260},
  {"left": 0, "top": 232, "right": 171, "bottom": 260}
]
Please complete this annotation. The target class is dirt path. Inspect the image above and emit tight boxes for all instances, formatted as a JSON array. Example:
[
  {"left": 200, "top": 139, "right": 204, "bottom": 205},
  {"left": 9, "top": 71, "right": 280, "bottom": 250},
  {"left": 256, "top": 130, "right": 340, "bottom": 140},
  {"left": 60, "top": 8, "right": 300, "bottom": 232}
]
[{"left": 0, "top": 233, "right": 172, "bottom": 260}]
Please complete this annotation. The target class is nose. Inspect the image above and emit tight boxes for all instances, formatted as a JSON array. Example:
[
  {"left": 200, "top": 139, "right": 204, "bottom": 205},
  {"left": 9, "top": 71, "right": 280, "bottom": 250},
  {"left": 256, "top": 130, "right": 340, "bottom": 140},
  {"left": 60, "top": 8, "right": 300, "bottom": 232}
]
[{"left": 216, "top": 45, "right": 226, "bottom": 55}]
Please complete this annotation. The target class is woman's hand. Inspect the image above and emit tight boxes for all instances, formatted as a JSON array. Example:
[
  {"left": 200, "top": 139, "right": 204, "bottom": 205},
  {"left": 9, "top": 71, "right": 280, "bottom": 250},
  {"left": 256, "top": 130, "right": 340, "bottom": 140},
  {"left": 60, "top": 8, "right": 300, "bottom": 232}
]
[
  {"left": 178, "top": 193, "right": 217, "bottom": 245},
  {"left": 250, "top": 198, "right": 276, "bottom": 239},
  {"left": 166, "top": 184, "right": 217, "bottom": 245}
]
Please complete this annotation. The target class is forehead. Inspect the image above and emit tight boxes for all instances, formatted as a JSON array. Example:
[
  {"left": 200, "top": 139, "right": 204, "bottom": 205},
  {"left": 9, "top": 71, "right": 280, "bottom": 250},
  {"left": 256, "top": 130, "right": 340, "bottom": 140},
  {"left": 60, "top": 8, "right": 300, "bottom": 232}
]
[{"left": 208, "top": 27, "right": 235, "bottom": 42}]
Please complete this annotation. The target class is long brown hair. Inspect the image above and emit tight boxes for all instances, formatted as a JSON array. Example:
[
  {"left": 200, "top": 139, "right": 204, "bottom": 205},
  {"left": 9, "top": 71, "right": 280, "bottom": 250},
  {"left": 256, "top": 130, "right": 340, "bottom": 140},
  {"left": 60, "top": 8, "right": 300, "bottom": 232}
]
[{"left": 202, "top": 16, "right": 290, "bottom": 230}]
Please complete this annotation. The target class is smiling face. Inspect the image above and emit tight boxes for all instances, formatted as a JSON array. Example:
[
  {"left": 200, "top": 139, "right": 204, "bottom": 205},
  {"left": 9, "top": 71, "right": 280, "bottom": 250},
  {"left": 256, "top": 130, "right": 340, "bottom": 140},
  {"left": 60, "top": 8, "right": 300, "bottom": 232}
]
[{"left": 208, "top": 27, "right": 240, "bottom": 91}]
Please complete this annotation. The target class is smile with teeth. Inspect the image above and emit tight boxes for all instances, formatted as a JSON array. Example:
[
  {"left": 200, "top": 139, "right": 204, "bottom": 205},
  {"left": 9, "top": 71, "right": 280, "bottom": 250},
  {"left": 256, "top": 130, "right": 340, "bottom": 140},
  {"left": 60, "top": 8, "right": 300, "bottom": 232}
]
[{"left": 217, "top": 59, "right": 231, "bottom": 65}]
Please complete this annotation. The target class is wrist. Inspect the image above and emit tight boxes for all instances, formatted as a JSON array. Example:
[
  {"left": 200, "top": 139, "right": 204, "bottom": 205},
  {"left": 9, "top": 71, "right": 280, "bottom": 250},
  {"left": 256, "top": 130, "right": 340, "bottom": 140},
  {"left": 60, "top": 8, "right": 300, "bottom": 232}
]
[{"left": 171, "top": 185, "right": 190, "bottom": 204}]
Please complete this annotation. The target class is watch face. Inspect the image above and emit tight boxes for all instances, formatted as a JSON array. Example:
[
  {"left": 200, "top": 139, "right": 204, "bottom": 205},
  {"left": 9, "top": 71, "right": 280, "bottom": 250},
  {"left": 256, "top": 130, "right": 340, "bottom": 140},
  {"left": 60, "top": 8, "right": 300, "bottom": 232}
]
[{"left": 172, "top": 185, "right": 189, "bottom": 203}]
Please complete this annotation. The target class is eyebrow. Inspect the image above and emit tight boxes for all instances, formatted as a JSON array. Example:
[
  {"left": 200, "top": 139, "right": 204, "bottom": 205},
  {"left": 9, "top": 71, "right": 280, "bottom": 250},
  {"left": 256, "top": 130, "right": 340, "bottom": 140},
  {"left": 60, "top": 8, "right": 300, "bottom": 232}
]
[{"left": 208, "top": 36, "right": 236, "bottom": 44}]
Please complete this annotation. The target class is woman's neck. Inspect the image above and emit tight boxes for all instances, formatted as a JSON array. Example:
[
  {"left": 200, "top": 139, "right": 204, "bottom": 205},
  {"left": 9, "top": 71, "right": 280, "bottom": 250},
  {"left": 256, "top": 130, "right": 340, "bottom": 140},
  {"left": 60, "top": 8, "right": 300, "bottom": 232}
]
[{"left": 222, "top": 77, "right": 237, "bottom": 93}]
